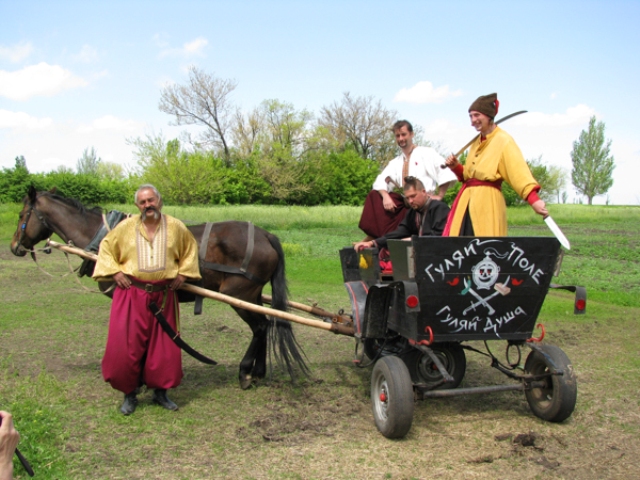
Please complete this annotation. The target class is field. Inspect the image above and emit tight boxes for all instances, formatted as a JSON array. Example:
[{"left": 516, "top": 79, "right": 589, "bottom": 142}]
[{"left": 1, "top": 202, "right": 639, "bottom": 479}]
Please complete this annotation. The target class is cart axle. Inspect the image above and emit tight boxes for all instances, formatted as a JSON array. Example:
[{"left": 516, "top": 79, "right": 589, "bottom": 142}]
[{"left": 417, "top": 381, "right": 546, "bottom": 399}]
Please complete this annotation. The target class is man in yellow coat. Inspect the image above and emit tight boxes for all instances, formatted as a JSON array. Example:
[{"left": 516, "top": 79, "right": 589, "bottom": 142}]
[
  {"left": 443, "top": 93, "right": 547, "bottom": 236},
  {"left": 93, "top": 184, "right": 201, "bottom": 415}
]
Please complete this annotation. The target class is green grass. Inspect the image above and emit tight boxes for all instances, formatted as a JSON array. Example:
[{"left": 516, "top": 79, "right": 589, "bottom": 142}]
[{"left": 2, "top": 202, "right": 640, "bottom": 478}]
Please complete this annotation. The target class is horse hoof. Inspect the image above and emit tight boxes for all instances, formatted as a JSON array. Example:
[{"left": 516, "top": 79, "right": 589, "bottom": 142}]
[{"left": 240, "top": 374, "right": 253, "bottom": 390}]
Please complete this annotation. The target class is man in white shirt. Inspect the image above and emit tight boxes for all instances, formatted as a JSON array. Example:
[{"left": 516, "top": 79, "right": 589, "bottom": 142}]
[{"left": 358, "top": 120, "right": 457, "bottom": 239}]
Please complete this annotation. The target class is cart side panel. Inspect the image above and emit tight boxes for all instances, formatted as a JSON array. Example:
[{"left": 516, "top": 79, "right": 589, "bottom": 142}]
[
  {"left": 411, "top": 237, "right": 561, "bottom": 342},
  {"left": 362, "top": 284, "right": 393, "bottom": 339}
]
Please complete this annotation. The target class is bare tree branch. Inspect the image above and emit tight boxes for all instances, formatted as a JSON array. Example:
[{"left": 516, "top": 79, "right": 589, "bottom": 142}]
[{"left": 159, "top": 66, "right": 238, "bottom": 165}]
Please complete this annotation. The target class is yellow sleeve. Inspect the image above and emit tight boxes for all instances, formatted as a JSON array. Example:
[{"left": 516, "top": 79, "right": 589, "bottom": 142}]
[
  {"left": 176, "top": 224, "right": 202, "bottom": 280},
  {"left": 91, "top": 228, "right": 124, "bottom": 282},
  {"left": 498, "top": 139, "right": 540, "bottom": 200}
]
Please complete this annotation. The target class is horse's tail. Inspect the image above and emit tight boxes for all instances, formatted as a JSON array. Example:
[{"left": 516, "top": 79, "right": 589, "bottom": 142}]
[
  {"left": 266, "top": 232, "right": 289, "bottom": 312},
  {"left": 265, "top": 233, "right": 310, "bottom": 380}
]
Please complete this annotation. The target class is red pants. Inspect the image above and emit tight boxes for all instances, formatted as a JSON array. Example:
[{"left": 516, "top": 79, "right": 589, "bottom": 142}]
[
  {"left": 102, "top": 279, "right": 183, "bottom": 394},
  {"left": 358, "top": 190, "right": 408, "bottom": 239}
]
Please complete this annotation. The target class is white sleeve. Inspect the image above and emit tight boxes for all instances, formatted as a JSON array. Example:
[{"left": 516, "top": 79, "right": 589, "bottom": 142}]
[
  {"left": 420, "top": 148, "right": 458, "bottom": 186},
  {"left": 372, "top": 158, "right": 400, "bottom": 191}
]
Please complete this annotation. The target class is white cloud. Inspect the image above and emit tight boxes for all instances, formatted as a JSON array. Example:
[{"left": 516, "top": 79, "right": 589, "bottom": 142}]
[
  {"left": 76, "top": 115, "right": 144, "bottom": 133},
  {"left": 158, "top": 36, "right": 209, "bottom": 58},
  {"left": 513, "top": 104, "right": 596, "bottom": 128},
  {"left": 0, "top": 42, "right": 33, "bottom": 62},
  {"left": 72, "top": 44, "right": 99, "bottom": 63},
  {"left": 394, "top": 81, "right": 463, "bottom": 104},
  {"left": 0, "top": 63, "right": 88, "bottom": 101},
  {"left": 0, "top": 109, "right": 53, "bottom": 129}
]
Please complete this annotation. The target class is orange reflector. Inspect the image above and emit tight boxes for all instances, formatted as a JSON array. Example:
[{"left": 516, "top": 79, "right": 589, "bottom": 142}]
[{"left": 406, "top": 295, "right": 419, "bottom": 308}]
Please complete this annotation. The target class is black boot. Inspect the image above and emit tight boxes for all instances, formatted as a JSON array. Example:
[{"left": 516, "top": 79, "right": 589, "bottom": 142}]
[
  {"left": 120, "top": 391, "right": 138, "bottom": 415},
  {"left": 152, "top": 389, "right": 178, "bottom": 411}
]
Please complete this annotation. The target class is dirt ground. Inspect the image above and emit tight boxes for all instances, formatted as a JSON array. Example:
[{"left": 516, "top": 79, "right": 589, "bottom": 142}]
[{"left": 1, "top": 250, "right": 639, "bottom": 479}]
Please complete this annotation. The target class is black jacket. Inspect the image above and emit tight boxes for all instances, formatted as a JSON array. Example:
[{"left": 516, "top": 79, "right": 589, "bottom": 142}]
[{"left": 374, "top": 200, "right": 450, "bottom": 249}]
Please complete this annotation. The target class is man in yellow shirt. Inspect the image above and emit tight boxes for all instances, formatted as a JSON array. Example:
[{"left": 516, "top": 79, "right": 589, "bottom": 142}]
[
  {"left": 93, "top": 185, "right": 201, "bottom": 415},
  {"left": 444, "top": 93, "right": 547, "bottom": 236}
]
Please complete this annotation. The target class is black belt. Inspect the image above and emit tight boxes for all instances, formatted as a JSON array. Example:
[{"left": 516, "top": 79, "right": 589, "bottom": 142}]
[{"left": 148, "top": 300, "right": 217, "bottom": 366}]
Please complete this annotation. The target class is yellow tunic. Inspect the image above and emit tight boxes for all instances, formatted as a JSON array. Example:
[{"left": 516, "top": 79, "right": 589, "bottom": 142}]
[
  {"left": 448, "top": 127, "right": 539, "bottom": 236},
  {"left": 92, "top": 213, "right": 201, "bottom": 282}
]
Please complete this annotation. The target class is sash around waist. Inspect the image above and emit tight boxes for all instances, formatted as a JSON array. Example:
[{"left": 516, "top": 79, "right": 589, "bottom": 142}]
[{"left": 464, "top": 178, "right": 503, "bottom": 190}]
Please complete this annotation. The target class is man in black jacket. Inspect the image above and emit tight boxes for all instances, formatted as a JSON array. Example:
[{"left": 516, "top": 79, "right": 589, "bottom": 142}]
[{"left": 353, "top": 176, "right": 450, "bottom": 253}]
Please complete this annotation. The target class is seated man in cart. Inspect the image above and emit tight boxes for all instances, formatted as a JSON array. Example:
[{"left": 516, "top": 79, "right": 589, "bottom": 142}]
[
  {"left": 354, "top": 176, "right": 450, "bottom": 269},
  {"left": 358, "top": 120, "right": 457, "bottom": 241}
]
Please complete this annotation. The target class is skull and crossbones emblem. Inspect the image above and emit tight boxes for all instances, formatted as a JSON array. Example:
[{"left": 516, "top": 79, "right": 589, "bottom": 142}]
[{"left": 461, "top": 254, "right": 511, "bottom": 315}]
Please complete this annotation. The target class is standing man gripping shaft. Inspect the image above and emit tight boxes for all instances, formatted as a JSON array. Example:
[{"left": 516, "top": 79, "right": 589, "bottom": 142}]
[
  {"left": 443, "top": 93, "right": 547, "bottom": 236},
  {"left": 359, "top": 120, "right": 457, "bottom": 240},
  {"left": 93, "top": 184, "right": 201, "bottom": 415}
]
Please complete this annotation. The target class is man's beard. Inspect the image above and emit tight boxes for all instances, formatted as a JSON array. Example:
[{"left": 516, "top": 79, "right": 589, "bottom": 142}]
[{"left": 141, "top": 207, "right": 161, "bottom": 221}]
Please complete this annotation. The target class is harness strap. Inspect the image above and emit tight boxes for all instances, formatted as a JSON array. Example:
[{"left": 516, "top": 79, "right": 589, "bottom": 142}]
[
  {"left": 199, "top": 222, "right": 214, "bottom": 260},
  {"left": 240, "top": 222, "right": 255, "bottom": 274},
  {"left": 199, "top": 261, "right": 267, "bottom": 285}
]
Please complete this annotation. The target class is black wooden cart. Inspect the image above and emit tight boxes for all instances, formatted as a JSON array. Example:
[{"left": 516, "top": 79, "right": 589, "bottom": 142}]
[{"left": 341, "top": 236, "right": 586, "bottom": 439}]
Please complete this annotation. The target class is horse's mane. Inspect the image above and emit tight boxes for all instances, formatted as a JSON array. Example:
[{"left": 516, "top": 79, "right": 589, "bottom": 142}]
[{"left": 44, "top": 192, "right": 104, "bottom": 215}]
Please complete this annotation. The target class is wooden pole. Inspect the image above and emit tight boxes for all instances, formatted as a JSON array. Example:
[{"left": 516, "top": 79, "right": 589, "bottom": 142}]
[{"left": 47, "top": 240, "right": 355, "bottom": 337}]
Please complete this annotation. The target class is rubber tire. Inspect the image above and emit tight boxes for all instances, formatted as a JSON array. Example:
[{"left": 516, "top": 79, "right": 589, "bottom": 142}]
[
  {"left": 371, "top": 356, "right": 415, "bottom": 439},
  {"left": 524, "top": 345, "right": 577, "bottom": 422},
  {"left": 405, "top": 343, "right": 466, "bottom": 390}
]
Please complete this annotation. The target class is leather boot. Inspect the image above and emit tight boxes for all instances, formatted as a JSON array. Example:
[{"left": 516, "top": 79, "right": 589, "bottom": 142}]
[
  {"left": 152, "top": 389, "right": 178, "bottom": 411},
  {"left": 120, "top": 391, "right": 138, "bottom": 415}
]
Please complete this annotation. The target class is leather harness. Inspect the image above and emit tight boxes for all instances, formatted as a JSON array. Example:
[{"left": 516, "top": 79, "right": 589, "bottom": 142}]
[{"left": 197, "top": 221, "right": 266, "bottom": 285}]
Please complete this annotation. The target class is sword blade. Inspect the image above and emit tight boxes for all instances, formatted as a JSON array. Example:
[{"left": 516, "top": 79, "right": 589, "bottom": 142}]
[{"left": 544, "top": 216, "right": 571, "bottom": 250}]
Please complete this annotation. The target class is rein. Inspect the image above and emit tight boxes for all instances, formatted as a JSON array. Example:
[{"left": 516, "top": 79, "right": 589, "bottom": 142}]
[{"left": 18, "top": 198, "right": 112, "bottom": 293}]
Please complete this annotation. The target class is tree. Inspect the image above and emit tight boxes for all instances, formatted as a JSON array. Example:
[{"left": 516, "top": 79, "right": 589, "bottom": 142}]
[
  {"left": 15, "top": 155, "right": 28, "bottom": 172},
  {"left": 130, "top": 133, "right": 225, "bottom": 204},
  {"left": 254, "top": 100, "right": 313, "bottom": 202},
  {"left": 571, "top": 116, "right": 615, "bottom": 205},
  {"left": 0, "top": 156, "right": 31, "bottom": 202},
  {"left": 527, "top": 156, "right": 566, "bottom": 203},
  {"left": 231, "top": 106, "right": 263, "bottom": 158},
  {"left": 159, "top": 66, "right": 238, "bottom": 165},
  {"left": 317, "top": 92, "right": 398, "bottom": 165},
  {"left": 77, "top": 147, "right": 101, "bottom": 175}
]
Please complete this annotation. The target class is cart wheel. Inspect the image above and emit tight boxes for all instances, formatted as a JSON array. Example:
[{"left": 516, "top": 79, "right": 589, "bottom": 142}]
[
  {"left": 406, "top": 343, "right": 466, "bottom": 389},
  {"left": 524, "top": 345, "right": 577, "bottom": 422},
  {"left": 371, "top": 356, "right": 414, "bottom": 439}
]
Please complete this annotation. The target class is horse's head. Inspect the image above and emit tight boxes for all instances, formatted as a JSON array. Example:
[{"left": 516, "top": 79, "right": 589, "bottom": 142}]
[{"left": 10, "top": 186, "right": 55, "bottom": 257}]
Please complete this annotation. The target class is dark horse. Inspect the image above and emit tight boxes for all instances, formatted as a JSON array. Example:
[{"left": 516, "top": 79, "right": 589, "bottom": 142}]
[{"left": 11, "top": 186, "right": 307, "bottom": 389}]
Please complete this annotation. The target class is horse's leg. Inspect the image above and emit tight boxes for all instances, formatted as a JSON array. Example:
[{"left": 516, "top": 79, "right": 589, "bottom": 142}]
[
  {"left": 231, "top": 306, "right": 269, "bottom": 389},
  {"left": 218, "top": 277, "right": 268, "bottom": 389}
]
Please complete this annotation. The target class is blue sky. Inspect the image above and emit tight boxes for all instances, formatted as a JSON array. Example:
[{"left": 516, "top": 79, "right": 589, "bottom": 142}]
[{"left": 1, "top": 0, "right": 638, "bottom": 204}]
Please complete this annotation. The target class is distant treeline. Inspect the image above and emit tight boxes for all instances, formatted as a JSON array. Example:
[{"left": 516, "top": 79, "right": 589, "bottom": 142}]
[{"left": 1, "top": 146, "right": 559, "bottom": 208}]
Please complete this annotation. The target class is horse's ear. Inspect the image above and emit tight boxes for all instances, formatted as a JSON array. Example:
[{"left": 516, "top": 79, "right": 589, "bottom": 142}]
[
  {"left": 49, "top": 187, "right": 57, "bottom": 194},
  {"left": 28, "top": 185, "right": 37, "bottom": 202}
]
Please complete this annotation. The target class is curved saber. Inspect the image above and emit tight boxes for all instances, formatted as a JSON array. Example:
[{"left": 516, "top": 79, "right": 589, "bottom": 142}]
[{"left": 440, "top": 110, "right": 528, "bottom": 168}]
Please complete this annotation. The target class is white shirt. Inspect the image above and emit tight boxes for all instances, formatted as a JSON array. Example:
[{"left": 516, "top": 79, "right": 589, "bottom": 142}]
[{"left": 372, "top": 146, "right": 458, "bottom": 192}]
